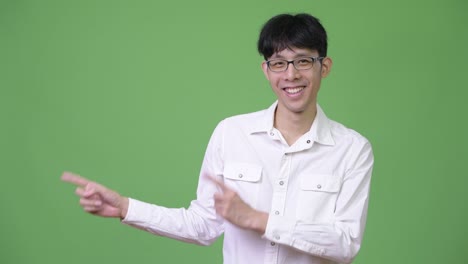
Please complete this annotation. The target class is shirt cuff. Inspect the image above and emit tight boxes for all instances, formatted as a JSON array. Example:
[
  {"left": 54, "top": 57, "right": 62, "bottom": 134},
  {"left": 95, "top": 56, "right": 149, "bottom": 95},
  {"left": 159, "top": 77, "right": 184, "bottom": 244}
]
[
  {"left": 263, "top": 214, "right": 327, "bottom": 257},
  {"left": 121, "top": 198, "right": 153, "bottom": 226},
  {"left": 262, "top": 213, "right": 295, "bottom": 245}
]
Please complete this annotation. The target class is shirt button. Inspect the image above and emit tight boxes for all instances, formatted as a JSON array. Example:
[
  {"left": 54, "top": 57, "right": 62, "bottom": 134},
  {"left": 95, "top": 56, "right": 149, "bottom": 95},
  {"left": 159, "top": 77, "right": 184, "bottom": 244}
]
[
  {"left": 274, "top": 235, "right": 280, "bottom": 240},
  {"left": 270, "top": 242, "right": 276, "bottom": 246},
  {"left": 317, "top": 184, "right": 322, "bottom": 189},
  {"left": 279, "top": 181, "right": 284, "bottom": 186},
  {"left": 270, "top": 132, "right": 274, "bottom": 136},
  {"left": 306, "top": 140, "right": 311, "bottom": 143},
  {"left": 238, "top": 174, "right": 243, "bottom": 178},
  {"left": 274, "top": 210, "right": 280, "bottom": 215}
]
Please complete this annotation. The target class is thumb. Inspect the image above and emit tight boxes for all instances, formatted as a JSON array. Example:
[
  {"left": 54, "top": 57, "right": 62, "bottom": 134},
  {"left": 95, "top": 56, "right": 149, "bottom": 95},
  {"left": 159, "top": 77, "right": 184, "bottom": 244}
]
[
  {"left": 84, "top": 182, "right": 122, "bottom": 206},
  {"left": 83, "top": 182, "right": 107, "bottom": 197}
]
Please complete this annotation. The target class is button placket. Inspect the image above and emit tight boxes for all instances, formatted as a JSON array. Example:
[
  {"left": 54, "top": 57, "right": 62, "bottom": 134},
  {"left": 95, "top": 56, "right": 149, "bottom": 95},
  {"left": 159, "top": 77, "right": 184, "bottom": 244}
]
[
  {"left": 270, "top": 152, "right": 291, "bottom": 221},
  {"left": 265, "top": 152, "right": 292, "bottom": 263}
]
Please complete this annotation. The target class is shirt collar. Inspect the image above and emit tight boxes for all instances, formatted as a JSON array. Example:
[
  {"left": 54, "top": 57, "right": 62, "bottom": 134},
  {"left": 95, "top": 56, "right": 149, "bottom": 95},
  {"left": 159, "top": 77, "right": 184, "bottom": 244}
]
[{"left": 249, "top": 101, "right": 335, "bottom": 146}]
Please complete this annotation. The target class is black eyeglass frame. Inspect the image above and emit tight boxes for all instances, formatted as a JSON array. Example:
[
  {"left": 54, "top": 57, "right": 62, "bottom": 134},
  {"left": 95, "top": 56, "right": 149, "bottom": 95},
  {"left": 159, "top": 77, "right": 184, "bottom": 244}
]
[{"left": 266, "top": 56, "right": 325, "bottom": 72}]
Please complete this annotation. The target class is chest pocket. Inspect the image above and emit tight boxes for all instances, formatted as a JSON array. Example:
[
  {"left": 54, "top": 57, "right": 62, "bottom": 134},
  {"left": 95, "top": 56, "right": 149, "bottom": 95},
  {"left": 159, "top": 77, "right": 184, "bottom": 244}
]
[
  {"left": 300, "top": 174, "right": 341, "bottom": 193},
  {"left": 223, "top": 162, "right": 262, "bottom": 207},
  {"left": 297, "top": 174, "right": 341, "bottom": 222}
]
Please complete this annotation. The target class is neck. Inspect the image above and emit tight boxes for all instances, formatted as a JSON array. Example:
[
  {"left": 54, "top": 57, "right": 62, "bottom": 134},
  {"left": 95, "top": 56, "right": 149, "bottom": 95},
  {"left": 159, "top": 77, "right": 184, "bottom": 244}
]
[{"left": 274, "top": 104, "right": 317, "bottom": 146}]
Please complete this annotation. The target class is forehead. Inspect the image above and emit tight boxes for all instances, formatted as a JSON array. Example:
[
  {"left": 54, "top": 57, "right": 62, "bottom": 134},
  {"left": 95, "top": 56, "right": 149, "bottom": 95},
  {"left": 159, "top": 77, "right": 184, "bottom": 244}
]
[{"left": 269, "top": 47, "right": 318, "bottom": 59}]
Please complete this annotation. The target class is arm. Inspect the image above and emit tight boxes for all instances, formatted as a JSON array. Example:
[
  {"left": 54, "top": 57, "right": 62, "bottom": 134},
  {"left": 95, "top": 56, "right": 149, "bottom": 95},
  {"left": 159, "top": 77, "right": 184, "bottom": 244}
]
[
  {"left": 61, "top": 123, "right": 227, "bottom": 246},
  {"left": 206, "top": 141, "right": 373, "bottom": 263},
  {"left": 263, "top": 142, "right": 374, "bottom": 263},
  {"left": 61, "top": 169, "right": 224, "bottom": 245},
  {"left": 115, "top": 122, "right": 227, "bottom": 245}
]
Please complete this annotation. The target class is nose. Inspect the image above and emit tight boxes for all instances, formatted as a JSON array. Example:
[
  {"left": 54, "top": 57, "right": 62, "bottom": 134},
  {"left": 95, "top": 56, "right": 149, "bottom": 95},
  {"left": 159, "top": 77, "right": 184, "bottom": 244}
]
[{"left": 284, "top": 62, "right": 301, "bottom": 80}]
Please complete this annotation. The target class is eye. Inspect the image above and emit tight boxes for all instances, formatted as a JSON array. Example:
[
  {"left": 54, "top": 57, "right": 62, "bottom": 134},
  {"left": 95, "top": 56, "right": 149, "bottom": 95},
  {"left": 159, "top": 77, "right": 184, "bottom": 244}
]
[
  {"left": 270, "top": 60, "right": 285, "bottom": 67},
  {"left": 296, "top": 58, "right": 312, "bottom": 65}
]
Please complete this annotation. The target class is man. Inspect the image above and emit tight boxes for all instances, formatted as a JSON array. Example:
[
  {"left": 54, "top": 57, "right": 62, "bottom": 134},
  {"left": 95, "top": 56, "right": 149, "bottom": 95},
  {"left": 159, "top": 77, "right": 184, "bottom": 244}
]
[{"left": 62, "top": 13, "right": 374, "bottom": 264}]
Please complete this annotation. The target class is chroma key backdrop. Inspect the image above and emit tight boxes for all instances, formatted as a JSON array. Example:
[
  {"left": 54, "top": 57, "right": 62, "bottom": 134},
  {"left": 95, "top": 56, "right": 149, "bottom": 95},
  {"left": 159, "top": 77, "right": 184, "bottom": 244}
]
[{"left": 1, "top": 1, "right": 467, "bottom": 263}]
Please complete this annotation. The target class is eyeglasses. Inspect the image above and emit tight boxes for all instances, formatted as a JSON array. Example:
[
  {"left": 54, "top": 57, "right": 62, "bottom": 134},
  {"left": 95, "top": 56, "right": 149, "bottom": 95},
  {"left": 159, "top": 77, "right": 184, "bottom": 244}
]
[{"left": 266, "top": 56, "right": 324, "bottom": 72}]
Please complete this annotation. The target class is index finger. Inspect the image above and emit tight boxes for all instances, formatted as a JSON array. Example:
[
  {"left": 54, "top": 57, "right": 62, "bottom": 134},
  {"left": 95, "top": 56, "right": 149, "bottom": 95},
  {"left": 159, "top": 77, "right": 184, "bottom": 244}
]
[
  {"left": 61, "top": 171, "right": 90, "bottom": 187},
  {"left": 205, "top": 175, "right": 228, "bottom": 192}
]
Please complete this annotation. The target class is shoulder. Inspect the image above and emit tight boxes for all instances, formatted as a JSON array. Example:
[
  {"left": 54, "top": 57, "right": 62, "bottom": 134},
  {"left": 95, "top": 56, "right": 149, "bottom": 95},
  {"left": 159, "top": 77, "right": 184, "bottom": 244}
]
[
  {"left": 219, "top": 108, "right": 268, "bottom": 129},
  {"left": 225, "top": 109, "right": 266, "bottom": 123},
  {"left": 328, "top": 119, "right": 371, "bottom": 148},
  {"left": 207, "top": 109, "right": 268, "bottom": 146},
  {"left": 326, "top": 119, "right": 374, "bottom": 171}
]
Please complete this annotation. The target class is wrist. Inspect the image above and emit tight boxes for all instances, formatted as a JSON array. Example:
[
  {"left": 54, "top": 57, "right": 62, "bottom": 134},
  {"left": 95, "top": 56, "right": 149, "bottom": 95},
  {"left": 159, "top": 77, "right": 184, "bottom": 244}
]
[
  {"left": 248, "top": 211, "right": 268, "bottom": 234},
  {"left": 120, "top": 197, "right": 129, "bottom": 219}
]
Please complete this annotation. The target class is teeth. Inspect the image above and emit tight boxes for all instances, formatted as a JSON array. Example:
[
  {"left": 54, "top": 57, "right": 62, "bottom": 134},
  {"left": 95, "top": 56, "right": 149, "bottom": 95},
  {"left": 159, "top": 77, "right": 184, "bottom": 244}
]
[{"left": 285, "top": 87, "right": 304, "bottom": 94}]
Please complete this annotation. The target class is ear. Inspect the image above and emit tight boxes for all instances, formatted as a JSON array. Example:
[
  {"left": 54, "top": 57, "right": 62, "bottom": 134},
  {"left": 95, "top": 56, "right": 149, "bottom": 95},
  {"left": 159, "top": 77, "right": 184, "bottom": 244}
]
[
  {"left": 320, "top": 57, "right": 333, "bottom": 78},
  {"left": 261, "top": 61, "right": 270, "bottom": 81}
]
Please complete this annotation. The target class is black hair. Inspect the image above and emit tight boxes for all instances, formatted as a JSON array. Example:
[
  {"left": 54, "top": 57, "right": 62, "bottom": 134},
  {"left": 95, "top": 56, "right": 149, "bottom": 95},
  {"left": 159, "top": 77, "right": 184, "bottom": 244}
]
[{"left": 257, "top": 13, "right": 328, "bottom": 60}]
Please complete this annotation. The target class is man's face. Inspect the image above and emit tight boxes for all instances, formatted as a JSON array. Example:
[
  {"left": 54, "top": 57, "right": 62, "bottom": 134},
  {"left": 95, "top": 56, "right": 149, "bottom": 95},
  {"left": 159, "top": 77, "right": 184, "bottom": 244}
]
[{"left": 261, "top": 47, "right": 332, "bottom": 116}]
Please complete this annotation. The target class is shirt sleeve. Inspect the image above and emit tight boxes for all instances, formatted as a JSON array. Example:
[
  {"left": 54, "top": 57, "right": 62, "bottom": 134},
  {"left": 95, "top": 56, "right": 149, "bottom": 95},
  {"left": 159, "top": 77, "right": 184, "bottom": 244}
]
[
  {"left": 121, "top": 121, "right": 226, "bottom": 246},
  {"left": 263, "top": 141, "right": 374, "bottom": 263}
]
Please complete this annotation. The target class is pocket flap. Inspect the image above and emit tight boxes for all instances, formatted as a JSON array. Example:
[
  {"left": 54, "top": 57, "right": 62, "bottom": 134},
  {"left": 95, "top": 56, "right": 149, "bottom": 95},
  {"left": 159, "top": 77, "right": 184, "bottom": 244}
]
[
  {"left": 300, "top": 174, "right": 340, "bottom": 192},
  {"left": 224, "top": 162, "right": 262, "bottom": 182}
]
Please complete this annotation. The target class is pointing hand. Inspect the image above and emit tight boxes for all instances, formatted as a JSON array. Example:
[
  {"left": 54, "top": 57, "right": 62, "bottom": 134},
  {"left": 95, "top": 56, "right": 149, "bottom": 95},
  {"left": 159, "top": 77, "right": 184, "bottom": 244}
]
[{"left": 61, "top": 172, "right": 129, "bottom": 219}]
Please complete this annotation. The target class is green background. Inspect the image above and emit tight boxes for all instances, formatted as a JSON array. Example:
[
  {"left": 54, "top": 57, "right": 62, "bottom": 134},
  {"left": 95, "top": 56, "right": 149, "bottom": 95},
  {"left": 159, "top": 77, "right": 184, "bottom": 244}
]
[{"left": 1, "top": 0, "right": 467, "bottom": 263}]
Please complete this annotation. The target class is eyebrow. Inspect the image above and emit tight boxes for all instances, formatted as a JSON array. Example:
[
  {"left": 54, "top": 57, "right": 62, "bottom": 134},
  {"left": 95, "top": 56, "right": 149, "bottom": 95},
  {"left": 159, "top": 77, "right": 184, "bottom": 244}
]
[{"left": 269, "top": 53, "right": 316, "bottom": 60}]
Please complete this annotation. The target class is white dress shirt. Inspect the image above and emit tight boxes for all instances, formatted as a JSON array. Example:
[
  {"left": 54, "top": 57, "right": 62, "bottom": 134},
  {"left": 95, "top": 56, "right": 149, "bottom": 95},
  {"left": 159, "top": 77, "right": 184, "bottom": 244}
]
[{"left": 122, "top": 101, "right": 374, "bottom": 264}]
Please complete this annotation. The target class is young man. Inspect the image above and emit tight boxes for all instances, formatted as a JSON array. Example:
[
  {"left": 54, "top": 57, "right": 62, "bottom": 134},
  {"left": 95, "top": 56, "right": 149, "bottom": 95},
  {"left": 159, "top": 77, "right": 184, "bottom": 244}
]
[{"left": 62, "top": 13, "right": 374, "bottom": 264}]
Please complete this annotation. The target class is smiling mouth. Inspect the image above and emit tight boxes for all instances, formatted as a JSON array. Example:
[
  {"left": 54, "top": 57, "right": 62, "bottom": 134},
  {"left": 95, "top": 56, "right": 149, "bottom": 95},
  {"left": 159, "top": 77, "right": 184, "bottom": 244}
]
[{"left": 284, "top": 86, "right": 305, "bottom": 94}]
